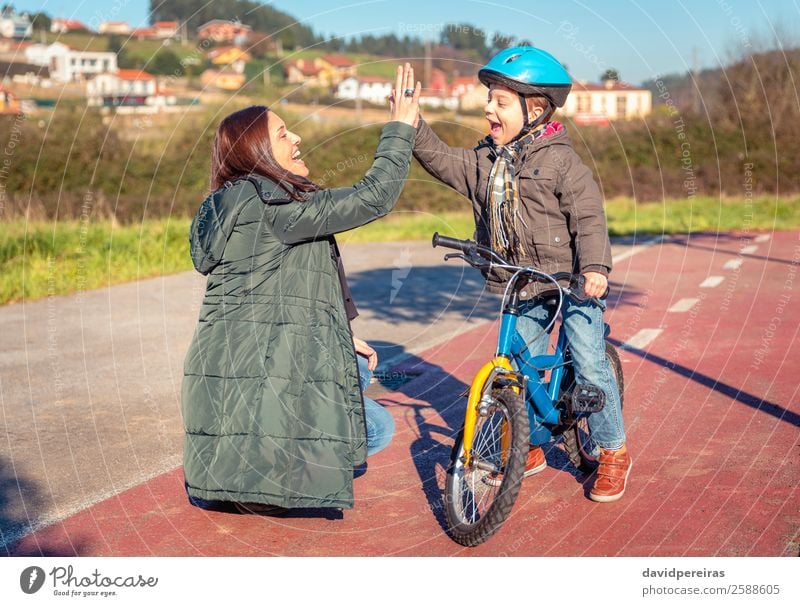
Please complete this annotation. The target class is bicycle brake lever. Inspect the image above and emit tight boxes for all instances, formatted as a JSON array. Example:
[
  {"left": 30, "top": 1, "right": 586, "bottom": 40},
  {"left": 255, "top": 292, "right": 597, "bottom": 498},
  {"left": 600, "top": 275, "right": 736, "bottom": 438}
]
[{"left": 443, "top": 253, "right": 466, "bottom": 262}]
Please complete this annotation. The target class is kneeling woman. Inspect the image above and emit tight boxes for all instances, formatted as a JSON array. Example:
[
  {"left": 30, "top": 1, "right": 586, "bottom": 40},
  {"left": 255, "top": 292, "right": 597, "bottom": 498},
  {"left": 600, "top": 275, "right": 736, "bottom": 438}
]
[{"left": 182, "top": 65, "right": 420, "bottom": 513}]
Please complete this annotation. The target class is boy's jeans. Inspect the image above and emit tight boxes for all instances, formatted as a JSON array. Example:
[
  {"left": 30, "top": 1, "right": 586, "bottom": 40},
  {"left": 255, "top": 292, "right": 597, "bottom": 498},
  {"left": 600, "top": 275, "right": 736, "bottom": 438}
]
[
  {"left": 515, "top": 297, "right": 625, "bottom": 451},
  {"left": 356, "top": 354, "right": 395, "bottom": 456}
]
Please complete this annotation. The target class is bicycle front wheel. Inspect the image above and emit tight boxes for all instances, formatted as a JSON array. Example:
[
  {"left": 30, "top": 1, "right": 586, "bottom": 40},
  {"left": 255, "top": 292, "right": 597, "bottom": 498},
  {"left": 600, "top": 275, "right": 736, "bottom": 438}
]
[{"left": 444, "top": 387, "right": 529, "bottom": 547}]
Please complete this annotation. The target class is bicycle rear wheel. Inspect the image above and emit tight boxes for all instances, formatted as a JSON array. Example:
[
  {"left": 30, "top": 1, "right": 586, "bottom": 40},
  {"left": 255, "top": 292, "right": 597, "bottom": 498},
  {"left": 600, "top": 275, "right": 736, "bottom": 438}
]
[{"left": 444, "top": 387, "right": 529, "bottom": 546}]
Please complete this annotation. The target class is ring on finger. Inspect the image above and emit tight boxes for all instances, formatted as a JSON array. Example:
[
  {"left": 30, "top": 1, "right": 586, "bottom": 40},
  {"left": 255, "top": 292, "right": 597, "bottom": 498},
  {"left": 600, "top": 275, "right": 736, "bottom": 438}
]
[{"left": 403, "top": 88, "right": 415, "bottom": 97}]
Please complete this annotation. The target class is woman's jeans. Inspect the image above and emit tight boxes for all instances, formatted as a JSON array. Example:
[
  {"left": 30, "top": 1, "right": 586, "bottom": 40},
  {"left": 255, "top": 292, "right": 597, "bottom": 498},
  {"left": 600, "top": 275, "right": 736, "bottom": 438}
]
[
  {"left": 357, "top": 355, "right": 395, "bottom": 456},
  {"left": 516, "top": 297, "right": 625, "bottom": 451}
]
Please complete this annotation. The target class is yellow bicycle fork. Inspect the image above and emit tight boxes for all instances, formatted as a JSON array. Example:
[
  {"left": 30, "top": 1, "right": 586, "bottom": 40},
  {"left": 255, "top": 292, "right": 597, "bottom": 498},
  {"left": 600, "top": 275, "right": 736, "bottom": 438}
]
[{"left": 462, "top": 355, "right": 520, "bottom": 467}]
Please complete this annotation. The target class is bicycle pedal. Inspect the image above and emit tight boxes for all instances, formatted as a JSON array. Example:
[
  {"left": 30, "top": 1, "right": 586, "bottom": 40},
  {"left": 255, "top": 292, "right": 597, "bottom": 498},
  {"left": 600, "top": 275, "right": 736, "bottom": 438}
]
[{"left": 570, "top": 384, "right": 606, "bottom": 414}]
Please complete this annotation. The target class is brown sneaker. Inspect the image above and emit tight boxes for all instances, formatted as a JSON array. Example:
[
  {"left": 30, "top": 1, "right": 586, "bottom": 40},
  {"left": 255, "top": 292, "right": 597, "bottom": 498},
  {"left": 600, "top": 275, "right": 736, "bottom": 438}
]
[
  {"left": 484, "top": 445, "right": 547, "bottom": 487},
  {"left": 589, "top": 445, "right": 632, "bottom": 503}
]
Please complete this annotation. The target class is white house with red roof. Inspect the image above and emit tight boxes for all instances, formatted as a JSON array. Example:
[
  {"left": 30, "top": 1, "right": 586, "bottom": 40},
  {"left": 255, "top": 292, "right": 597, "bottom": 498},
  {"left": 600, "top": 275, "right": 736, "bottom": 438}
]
[
  {"left": 25, "top": 42, "right": 116, "bottom": 82},
  {"left": 86, "top": 69, "right": 175, "bottom": 111},
  {"left": 98, "top": 21, "right": 132, "bottom": 35},
  {"left": 152, "top": 21, "right": 180, "bottom": 40},
  {"left": 563, "top": 79, "right": 652, "bottom": 124},
  {"left": 50, "top": 18, "right": 92, "bottom": 34},
  {"left": 197, "top": 20, "right": 251, "bottom": 43},
  {"left": 336, "top": 76, "right": 392, "bottom": 104}
]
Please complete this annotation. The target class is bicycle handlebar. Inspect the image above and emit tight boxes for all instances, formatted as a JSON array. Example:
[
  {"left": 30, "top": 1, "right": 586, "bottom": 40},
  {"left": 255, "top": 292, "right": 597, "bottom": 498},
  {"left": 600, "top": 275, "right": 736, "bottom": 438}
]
[{"left": 432, "top": 232, "right": 607, "bottom": 309}]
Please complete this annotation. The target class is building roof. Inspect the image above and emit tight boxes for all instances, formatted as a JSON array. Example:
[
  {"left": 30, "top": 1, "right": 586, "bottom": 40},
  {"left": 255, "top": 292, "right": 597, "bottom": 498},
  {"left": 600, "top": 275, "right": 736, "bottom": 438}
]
[
  {"left": 573, "top": 80, "right": 646, "bottom": 92},
  {"left": 321, "top": 54, "right": 354, "bottom": 68},
  {"left": 52, "top": 18, "right": 90, "bottom": 30},
  {"left": 131, "top": 27, "right": 156, "bottom": 37},
  {"left": 153, "top": 21, "right": 178, "bottom": 29},
  {"left": 0, "top": 60, "right": 50, "bottom": 78},
  {"left": 452, "top": 76, "right": 477, "bottom": 87},
  {"left": 285, "top": 59, "right": 322, "bottom": 77},
  {"left": 197, "top": 20, "right": 252, "bottom": 31},
  {"left": 116, "top": 69, "right": 155, "bottom": 81}
]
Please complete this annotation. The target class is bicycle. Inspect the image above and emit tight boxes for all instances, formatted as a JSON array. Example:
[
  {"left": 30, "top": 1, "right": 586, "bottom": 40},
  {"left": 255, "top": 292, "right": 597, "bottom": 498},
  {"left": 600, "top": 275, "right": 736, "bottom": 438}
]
[{"left": 432, "top": 233, "right": 624, "bottom": 547}]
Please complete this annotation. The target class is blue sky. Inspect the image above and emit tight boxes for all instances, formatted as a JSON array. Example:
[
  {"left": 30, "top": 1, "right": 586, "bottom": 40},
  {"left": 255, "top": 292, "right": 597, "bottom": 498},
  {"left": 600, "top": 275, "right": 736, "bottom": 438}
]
[{"left": 13, "top": 0, "right": 798, "bottom": 84}]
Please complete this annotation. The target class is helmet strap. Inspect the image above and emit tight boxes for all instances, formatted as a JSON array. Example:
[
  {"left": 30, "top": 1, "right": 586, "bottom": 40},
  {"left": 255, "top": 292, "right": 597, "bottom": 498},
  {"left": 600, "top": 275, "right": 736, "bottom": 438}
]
[{"left": 513, "top": 96, "right": 553, "bottom": 142}]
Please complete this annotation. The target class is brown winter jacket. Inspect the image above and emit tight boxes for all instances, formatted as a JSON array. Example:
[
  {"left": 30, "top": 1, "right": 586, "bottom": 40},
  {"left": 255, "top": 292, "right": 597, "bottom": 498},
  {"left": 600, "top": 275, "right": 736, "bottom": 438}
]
[{"left": 413, "top": 119, "right": 613, "bottom": 298}]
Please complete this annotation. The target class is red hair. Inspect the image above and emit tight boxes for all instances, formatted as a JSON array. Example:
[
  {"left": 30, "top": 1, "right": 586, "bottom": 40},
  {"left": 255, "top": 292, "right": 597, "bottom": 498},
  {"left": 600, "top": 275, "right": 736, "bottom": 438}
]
[{"left": 210, "top": 105, "right": 317, "bottom": 201}]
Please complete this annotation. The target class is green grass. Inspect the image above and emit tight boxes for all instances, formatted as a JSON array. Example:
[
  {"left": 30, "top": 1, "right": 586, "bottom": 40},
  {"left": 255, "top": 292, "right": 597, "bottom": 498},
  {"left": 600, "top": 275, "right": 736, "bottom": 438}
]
[
  {"left": 603, "top": 195, "right": 800, "bottom": 236},
  {"left": 2, "top": 196, "right": 797, "bottom": 305},
  {"left": 0, "top": 218, "right": 193, "bottom": 305}
]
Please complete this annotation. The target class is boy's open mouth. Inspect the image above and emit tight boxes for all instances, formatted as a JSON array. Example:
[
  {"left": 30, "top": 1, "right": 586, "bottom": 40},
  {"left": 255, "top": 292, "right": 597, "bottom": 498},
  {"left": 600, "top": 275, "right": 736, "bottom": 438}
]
[{"left": 488, "top": 120, "right": 502, "bottom": 135}]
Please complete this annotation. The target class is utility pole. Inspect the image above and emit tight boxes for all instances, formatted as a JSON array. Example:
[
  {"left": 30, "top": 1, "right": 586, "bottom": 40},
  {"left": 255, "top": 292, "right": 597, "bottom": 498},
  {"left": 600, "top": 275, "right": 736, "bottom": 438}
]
[
  {"left": 424, "top": 37, "right": 431, "bottom": 90},
  {"left": 692, "top": 47, "right": 700, "bottom": 114}
]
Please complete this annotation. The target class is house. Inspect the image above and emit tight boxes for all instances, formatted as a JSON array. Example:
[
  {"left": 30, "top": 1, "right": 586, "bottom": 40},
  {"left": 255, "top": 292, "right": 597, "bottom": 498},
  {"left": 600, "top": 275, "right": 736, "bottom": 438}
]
[
  {"left": 98, "top": 21, "right": 132, "bottom": 35},
  {"left": 86, "top": 69, "right": 179, "bottom": 113},
  {"left": 563, "top": 80, "right": 652, "bottom": 124},
  {"left": 201, "top": 68, "right": 245, "bottom": 91},
  {"left": 25, "top": 42, "right": 117, "bottom": 82},
  {"left": 86, "top": 69, "right": 157, "bottom": 106},
  {"left": 418, "top": 90, "right": 459, "bottom": 111},
  {"left": 0, "top": 10, "right": 32, "bottom": 39},
  {"left": 335, "top": 76, "right": 391, "bottom": 105},
  {"left": 50, "top": 18, "right": 91, "bottom": 34},
  {"left": 130, "top": 27, "right": 157, "bottom": 40},
  {"left": 450, "top": 75, "right": 487, "bottom": 110},
  {"left": 208, "top": 46, "right": 252, "bottom": 74},
  {"left": 0, "top": 84, "right": 21, "bottom": 113},
  {"left": 317, "top": 54, "right": 356, "bottom": 81},
  {"left": 152, "top": 21, "right": 180, "bottom": 40},
  {"left": 284, "top": 58, "right": 323, "bottom": 85},
  {"left": 284, "top": 55, "right": 357, "bottom": 87},
  {"left": 197, "top": 20, "right": 252, "bottom": 44}
]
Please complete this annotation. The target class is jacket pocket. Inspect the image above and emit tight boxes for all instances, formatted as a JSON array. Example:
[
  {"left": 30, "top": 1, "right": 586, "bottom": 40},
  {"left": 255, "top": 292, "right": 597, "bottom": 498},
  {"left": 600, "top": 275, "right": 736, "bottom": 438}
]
[{"left": 528, "top": 224, "right": 572, "bottom": 270}]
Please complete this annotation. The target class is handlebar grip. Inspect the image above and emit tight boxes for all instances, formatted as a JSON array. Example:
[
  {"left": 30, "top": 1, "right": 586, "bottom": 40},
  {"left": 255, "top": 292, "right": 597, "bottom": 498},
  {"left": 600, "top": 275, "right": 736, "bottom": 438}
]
[{"left": 432, "top": 232, "right": 471, "bottom": 253}]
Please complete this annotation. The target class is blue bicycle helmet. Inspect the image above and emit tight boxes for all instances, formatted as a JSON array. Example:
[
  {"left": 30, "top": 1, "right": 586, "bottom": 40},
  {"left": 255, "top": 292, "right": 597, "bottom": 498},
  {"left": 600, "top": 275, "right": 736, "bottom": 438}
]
[{"left": 479, "top": 46, "right": 572, "bottom": 134}]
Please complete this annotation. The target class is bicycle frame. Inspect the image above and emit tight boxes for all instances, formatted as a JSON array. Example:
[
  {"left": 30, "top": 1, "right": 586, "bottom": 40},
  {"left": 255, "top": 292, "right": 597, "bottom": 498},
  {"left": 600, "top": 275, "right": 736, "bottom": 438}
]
[{"left": 462, "top": 301, "right": 569, "bottom": 464}]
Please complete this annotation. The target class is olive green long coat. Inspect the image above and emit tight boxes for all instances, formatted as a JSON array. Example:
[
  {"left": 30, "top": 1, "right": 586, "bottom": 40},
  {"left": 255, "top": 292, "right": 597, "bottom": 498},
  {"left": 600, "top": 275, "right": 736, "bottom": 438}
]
[{"left": 182, "top": 122, "right": 415, "bottom": 509}]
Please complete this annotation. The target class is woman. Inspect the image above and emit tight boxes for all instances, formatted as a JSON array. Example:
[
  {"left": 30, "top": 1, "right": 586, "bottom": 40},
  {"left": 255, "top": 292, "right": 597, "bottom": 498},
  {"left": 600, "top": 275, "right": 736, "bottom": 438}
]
[{"left": 182, "top": 64, "right": 420, "bottom": 513}]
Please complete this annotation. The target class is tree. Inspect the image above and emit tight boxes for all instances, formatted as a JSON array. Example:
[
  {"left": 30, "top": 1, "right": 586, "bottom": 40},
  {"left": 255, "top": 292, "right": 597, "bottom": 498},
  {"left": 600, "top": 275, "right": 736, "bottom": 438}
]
[
  {"left": 29, "top": 11, "right": 51, "bottom": 32},
  {"left": 601, "top": 68, "right": 620, "bottom": 82},
  {"left": 149, "top": 49, "right": 184, "bottom": 75},
  {"left": 440, "top": 22, "right": 489, "bottom": 59}
]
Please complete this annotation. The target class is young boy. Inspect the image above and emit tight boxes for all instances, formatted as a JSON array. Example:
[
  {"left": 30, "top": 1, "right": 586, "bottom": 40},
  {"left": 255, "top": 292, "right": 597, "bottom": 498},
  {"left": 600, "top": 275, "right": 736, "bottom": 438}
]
[{"left": 413, "top": 46, "right": 630, "bottom": 502}]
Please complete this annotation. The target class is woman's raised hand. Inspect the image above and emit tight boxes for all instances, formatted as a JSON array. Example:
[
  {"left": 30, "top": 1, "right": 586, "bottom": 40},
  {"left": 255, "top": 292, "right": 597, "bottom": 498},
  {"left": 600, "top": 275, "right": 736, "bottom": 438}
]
[{"left": 389, "top": 63, "right": 421, "bottom": 127}]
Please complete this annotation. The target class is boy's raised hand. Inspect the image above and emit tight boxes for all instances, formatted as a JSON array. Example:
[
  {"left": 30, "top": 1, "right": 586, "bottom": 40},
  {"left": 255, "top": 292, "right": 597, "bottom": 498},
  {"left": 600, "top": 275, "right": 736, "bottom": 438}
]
[{"left": 389, "top": 63, "right": 421, "bottom": 127}]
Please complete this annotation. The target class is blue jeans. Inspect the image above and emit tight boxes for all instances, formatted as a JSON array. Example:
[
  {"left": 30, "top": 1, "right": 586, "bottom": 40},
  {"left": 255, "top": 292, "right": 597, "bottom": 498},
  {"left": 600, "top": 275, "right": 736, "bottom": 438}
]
[
  {"left": 357, "top": 355, "right": 395, "bottom": 456},
  {"left": 516, "top": 297, "right": 625, "bottom": 451}
]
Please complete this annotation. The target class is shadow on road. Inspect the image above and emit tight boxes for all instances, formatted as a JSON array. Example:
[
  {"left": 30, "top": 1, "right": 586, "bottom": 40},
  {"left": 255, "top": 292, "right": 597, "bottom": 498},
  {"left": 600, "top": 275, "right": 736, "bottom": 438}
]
[
  {"left": 367, "top": 341, "right": 468, "bottom": 532},
  {"left": 608, "top": 337, "right": 800, "bottom": 428},
  {"left": 1, "top": 456, "right": 87, "bottom": 556}
]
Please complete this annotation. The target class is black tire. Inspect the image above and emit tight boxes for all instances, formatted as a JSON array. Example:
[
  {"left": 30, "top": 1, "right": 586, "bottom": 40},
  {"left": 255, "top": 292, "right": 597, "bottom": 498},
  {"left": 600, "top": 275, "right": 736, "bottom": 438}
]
[
  {"left": 444, "top": 387, "right": 529, "bottom": 547},
  {"left": 571, "top": 342, "right": 624, "bottom": 472}
]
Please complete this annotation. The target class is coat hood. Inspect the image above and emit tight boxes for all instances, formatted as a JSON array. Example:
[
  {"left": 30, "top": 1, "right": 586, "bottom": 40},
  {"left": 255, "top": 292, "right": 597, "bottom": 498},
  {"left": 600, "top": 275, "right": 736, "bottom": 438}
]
[{"left": 189, "top": 180, "right": 256, "bottom": 275}]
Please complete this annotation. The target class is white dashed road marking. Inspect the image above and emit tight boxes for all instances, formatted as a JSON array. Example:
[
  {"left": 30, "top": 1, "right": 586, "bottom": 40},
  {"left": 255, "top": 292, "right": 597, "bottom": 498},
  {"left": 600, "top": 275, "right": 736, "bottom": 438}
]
[
  {"left": 700, "top": 276, "right": 725, "bottom": 288},
  {"left": 623, "top": 328, "right": 664, "bottom": 350},
  {"left": 724, "top": 259, "right": 743, "bottom": 270},
  {"left": 668, "top": 298, "right": 699, "bottom": 313}
]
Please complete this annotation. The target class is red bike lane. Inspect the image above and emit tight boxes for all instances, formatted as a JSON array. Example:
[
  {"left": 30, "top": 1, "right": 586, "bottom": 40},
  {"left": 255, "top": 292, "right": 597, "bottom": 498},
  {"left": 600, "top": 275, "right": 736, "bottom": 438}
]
[{"left": 8, "top": 231, "right": 799, "bottom": 556}]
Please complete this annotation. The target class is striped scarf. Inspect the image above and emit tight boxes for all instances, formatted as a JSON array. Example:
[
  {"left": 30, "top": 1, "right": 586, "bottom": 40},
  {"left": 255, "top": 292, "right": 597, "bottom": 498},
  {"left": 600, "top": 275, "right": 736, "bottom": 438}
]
[{"left": 486, "top": 125, "right": 547, "bottom": 259}]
